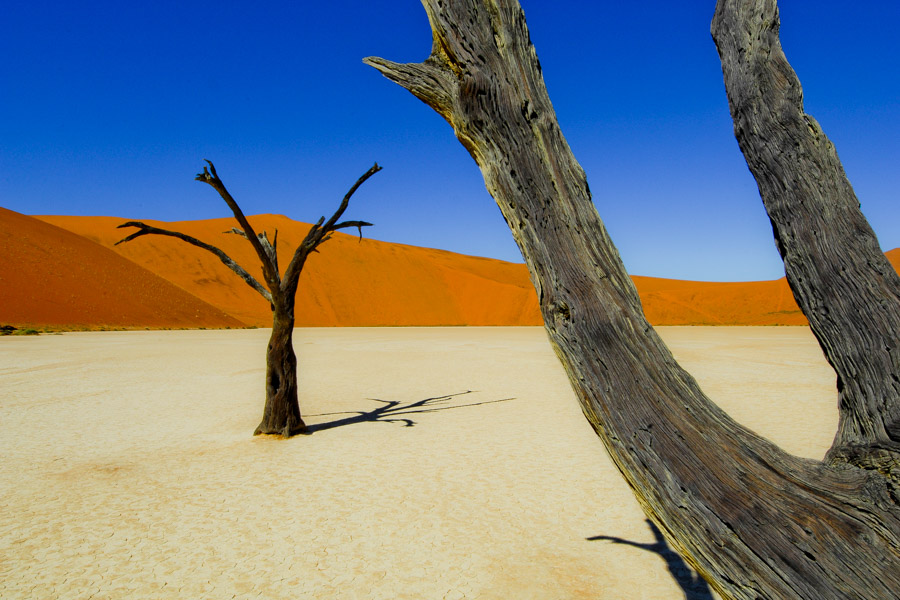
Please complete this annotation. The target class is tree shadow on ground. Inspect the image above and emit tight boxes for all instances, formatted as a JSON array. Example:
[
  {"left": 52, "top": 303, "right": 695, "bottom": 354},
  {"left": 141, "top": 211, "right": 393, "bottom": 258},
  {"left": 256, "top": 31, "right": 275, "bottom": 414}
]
[
  {"left": 587, "top": 519, "right": 714, "bottom": 600},
  {"left": 303, "top": 391, "right": 514, "bottom": 433}
]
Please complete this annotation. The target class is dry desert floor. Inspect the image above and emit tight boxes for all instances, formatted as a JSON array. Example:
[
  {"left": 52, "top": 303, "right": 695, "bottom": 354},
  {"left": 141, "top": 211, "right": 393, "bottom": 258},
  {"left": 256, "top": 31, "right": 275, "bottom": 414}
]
[{"left": 1, "top": 327, "right": 838, "bottom": 599}]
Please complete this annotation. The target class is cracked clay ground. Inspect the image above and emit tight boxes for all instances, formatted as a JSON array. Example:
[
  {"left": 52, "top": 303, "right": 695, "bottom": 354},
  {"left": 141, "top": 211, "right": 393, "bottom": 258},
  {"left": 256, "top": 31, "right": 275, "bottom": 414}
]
[{"left": 1, "top": 327, "right": 836, "bottom": 599}]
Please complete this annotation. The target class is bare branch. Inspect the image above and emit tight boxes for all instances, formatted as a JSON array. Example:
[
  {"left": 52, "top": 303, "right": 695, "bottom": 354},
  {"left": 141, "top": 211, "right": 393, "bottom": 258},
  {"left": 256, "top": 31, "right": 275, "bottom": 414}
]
[
  {"left": 301, "top": 218, "right": 326, "bottom": 248},
  {"left": 333, "top": 220, "right": 374, "bottom": 241},
  {"left": 363, "top": 57, "right": 456, "bottom": 122},
  {"left": 320, "top": 163, "right": 382, "bottom": 234},
  {"left": 116, "top": 221, "right": 273, "bottom": 304},
  {"left": 282, "top": 164, "right": 381, "bottom": 288},
  {"left": 195, "top": 160, "right": 280, "bottom": 288},
  {"left": 712, "top": 0, "right": 900, "bottom": 467},
  {"left": 267, "top": 229, "right": 279, "bottom": 276},
  {"left": 224, "top": 227, "right": 278, "bottom": 272}
]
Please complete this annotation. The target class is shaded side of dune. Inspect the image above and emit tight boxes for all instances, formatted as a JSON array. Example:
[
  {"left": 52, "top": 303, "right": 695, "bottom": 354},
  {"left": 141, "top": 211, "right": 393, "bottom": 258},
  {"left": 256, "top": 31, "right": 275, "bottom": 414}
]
[
  {"left": 0, "top": 208, "right": 245, "bottom": 330},
  {"left": 26, "top": 213, "right": 900, "bottom": 328}
]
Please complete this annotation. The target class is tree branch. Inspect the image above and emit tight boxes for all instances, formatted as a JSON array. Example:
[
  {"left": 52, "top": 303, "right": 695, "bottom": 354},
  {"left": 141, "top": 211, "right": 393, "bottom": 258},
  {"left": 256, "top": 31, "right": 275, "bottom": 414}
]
[
  {"left": 333, "top": 220, "right": 374, "bottom": 241},
  {"left": 281, "top": 164, "right": 381, "bottom": 289},
  {"left": 116, "top": 221, "right": 273, "bottom": 304},
  {"left": 363, "top": 57, "right": 455, "bottom": 122},
  {"left": 711, "top": 0, "right": 900, "bottom": 468},
  {"left": 321, "top": 163, "right": 382, "bottom": 233},
  {"left": 225, "top": 227, "right": 279, "bottom": 275},
  {"left": 196, "top": 160, "right": 280, "bottom": 289}
]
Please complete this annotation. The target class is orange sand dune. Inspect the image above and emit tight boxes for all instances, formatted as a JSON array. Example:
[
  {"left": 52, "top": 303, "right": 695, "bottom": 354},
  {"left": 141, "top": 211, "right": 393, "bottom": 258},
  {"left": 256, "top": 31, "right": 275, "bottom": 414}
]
[
  {"left": 633, "top": 276, "right": 806, "bottom": 326},
  {"left": 887, "top": 248, "right": 900, "bottom": 272},
  {"left": 0, "top": 208, "right": 244, "bottom": 330},
  {"left": 31, "top": 213, "right": 900, "bottom": 328},
  {"left": 39, "top": 214, "right": 541, "bottom": 327},
  {"left": 639, "top": 248, "right": 900, "bottom": 326}
]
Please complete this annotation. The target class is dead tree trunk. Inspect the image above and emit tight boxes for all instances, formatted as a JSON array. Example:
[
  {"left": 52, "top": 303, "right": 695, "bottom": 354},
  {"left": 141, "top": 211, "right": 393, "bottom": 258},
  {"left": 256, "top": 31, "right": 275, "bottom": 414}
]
[
  {"left": 711, "top": 0, "right": 900, "bottom": 473},
  {"left": 117, "top": 161, "right": 380, "bottom": 437},
  {"left": 257, "top": 297, "right": 303, "bottom": 436},
  {"left": 366, "top": 2, "right": 899, "bottom": 598}
]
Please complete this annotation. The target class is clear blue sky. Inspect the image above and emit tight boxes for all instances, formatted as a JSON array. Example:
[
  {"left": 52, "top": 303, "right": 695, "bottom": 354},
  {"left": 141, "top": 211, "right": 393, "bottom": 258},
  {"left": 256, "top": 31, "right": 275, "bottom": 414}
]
[{"left": 2, "top": 2, "right": 897, "bottom": 281}]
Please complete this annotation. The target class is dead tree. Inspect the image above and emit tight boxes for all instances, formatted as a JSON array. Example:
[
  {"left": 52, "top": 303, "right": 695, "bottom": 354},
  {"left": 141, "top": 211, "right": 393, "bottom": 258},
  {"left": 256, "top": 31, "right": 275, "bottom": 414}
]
[
  {"left": 117, "top": 160, "right": 381, "bottom": 437},
  {"left": 365, "top": 1, "right": 899, "bottom": 597}
]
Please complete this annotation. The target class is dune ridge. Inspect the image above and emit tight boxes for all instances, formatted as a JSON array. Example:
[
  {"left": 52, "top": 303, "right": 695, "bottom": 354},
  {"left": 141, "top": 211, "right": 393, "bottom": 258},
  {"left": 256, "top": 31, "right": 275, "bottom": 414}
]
[{"left": 4, "top": 210, "right": 897, "bottom": 329}]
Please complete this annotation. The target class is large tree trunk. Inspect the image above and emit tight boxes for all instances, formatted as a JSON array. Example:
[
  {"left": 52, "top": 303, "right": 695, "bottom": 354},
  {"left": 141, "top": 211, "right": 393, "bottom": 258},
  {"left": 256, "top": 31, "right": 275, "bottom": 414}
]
[
  {"left": 711, "top": 0, "right": 900, "bottom": 472},
  {"left": 365, "top": 2, "right": 900, "bottom": 598},
  {"left": 254, "top": 299, "right": 306, "bottom": 437}
]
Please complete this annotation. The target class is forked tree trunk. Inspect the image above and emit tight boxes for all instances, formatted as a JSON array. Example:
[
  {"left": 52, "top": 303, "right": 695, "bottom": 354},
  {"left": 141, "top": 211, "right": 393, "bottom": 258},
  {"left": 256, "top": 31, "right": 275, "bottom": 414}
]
[
  {"left": 256, "top": 299, "right": 306, "bottom": 436},
  {"left": 365, "top": 1, "right": 900, "bottom": 597}
]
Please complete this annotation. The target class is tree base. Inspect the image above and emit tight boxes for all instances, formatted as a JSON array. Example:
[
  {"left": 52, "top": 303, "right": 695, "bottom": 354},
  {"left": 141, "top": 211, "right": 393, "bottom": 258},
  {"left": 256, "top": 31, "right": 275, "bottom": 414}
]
[{"left": 253, "top": 418, "right": 308, "bottom": 438}]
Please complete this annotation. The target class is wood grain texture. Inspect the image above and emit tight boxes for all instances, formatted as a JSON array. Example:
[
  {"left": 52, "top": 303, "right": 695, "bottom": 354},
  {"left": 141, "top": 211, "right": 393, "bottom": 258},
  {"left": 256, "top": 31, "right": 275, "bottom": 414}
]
[
  {"left": 366, "top": 1, "right": 900, "bottom": 597},
  {"left": 711, "top": 0, "right": 900, "bottom": 472},
  {"left": 255, "top": 301, "right": 306, "bottom": 437}
]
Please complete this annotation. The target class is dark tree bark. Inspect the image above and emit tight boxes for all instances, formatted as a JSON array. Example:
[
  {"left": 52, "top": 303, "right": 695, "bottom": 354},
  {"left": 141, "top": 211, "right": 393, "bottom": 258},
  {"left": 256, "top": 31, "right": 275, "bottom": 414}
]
[
  {"left": 117, "top": 160, "right": 380, "bottom": 437},
  {"left": 711, "top": 0, "right": 900, "bottom": 473},
  {"left": 259, "top": 299, "right": 304, "bottom": 436},
  {"left": 365, "top": 1, "right": 899, "bottom": 598}
]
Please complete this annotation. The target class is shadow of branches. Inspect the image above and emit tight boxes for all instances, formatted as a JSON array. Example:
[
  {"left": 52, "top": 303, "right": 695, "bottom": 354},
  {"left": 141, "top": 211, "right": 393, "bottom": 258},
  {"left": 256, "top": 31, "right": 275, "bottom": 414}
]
[
  {"left": 587, "top": 519, "right": 714, "bottom": 599},
  {"left": 303, "top": 391, "right": 514, "bottom": 433}
]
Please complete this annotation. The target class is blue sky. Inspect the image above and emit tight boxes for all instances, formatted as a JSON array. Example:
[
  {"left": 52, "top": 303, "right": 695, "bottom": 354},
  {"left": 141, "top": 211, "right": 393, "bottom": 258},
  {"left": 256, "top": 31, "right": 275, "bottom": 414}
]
[{"left": 2, "top": 2, "right": 897, "bottom": 281}]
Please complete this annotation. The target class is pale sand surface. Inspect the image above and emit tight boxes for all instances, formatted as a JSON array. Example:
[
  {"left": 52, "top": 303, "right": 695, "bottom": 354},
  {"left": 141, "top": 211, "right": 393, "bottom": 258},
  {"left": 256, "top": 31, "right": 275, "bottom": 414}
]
[{"left": 1, "top": 326, "right": 836, "bottom": 599}]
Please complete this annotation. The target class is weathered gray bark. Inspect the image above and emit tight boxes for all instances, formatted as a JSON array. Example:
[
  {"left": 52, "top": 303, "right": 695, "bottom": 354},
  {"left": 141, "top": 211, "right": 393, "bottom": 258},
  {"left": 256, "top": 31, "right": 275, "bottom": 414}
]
[
  {"left": 118, "top": 160, "right": 380, "bottom": 437},
  {"left": 365, "top": 1, "right": 900, "bottom": 597},
  {"left": 711, "top": 0, "right": 900, "bottom": 474}
]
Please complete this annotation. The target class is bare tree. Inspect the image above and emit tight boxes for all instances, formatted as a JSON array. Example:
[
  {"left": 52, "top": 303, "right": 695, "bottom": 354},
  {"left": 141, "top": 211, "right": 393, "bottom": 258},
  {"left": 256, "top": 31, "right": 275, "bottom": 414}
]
[
  {"left": 365, "top": 1, "right": 899, "bottom": 597},
  {"left": 117, "top": 160, "right": 381, "bottom": 437}
]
